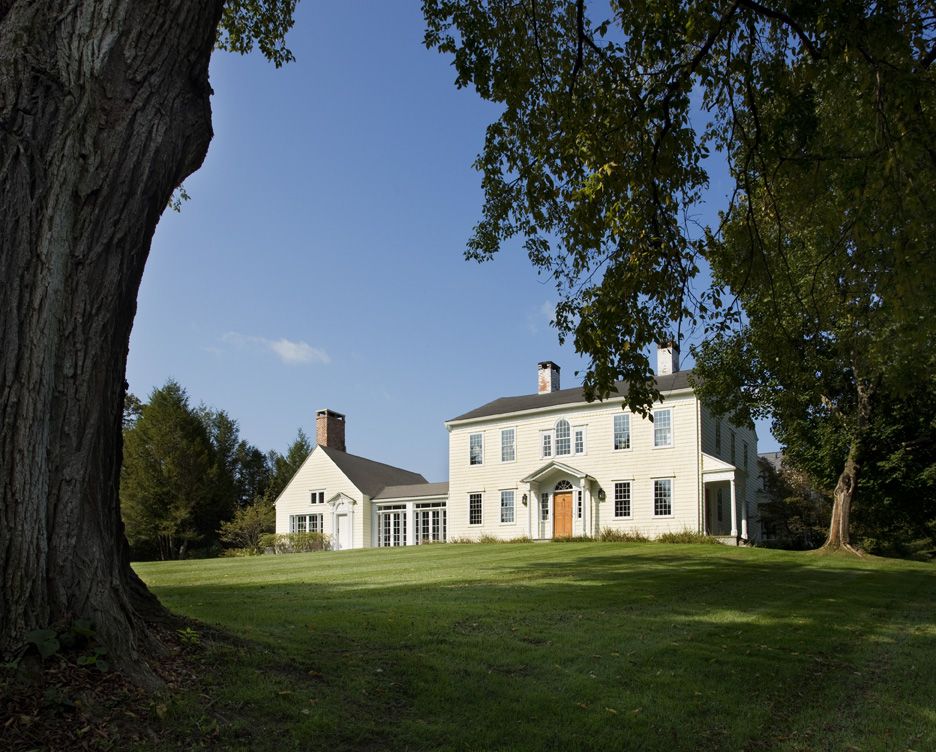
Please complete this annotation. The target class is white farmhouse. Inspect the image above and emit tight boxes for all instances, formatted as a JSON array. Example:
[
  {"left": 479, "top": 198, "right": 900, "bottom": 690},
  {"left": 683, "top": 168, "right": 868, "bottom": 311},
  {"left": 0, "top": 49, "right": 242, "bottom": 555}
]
[{"left": 274, "top": 345, "right": 759, "bottom": 549}]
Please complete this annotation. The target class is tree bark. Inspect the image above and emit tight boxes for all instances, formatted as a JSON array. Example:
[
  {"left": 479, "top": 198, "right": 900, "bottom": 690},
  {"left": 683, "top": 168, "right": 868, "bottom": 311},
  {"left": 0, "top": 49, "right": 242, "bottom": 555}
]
[
  {"left": 825, "top": 440, "right": 861, "bottom": 552},
  {"left": 823, "top": 377, "right": 874, "bottom": 554},
  {"left": 0, "top": 0, "right": 224, "bottom": 679}
]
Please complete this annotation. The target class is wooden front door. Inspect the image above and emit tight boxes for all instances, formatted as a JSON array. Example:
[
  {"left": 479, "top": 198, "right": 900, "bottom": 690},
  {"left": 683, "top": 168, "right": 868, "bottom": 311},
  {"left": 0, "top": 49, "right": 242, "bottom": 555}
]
[{"left": 553, "top": 492, "right": 573, "bottom": 538}]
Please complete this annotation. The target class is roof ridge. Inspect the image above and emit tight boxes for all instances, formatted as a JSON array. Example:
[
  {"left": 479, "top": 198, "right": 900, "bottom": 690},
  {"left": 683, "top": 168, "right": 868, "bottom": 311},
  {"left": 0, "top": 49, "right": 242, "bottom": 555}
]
[
  {"left": 318, "top": 445, "right": 424, "bottom": 476},
  {"left": 446, "top": 370, "right": 694, "bottom": 423}
]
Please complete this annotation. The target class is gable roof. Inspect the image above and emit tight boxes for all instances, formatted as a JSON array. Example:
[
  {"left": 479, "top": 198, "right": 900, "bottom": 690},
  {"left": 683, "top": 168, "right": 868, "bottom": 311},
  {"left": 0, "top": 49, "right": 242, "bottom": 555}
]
[
  {"left": 447, "top": 370, "right": 693, "bottom": 424},
  {"left": 521, "top": 461, "right": 594, "bottom": 484},
  {"left": 318, "top": 445, "right": 427, "bottom": 498},
  {"left": 373, "top": 482, "right": 449, "bottom": 501}
]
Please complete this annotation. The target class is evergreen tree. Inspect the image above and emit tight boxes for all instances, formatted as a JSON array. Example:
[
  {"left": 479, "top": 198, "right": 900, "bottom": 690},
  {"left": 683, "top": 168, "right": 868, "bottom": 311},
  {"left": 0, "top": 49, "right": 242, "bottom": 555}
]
[
  {"left": 264, "top": 428, "right": 313, "bottom": 504},
  {"left": 121, "top": 381, "right": 222, "bottom": 560}
]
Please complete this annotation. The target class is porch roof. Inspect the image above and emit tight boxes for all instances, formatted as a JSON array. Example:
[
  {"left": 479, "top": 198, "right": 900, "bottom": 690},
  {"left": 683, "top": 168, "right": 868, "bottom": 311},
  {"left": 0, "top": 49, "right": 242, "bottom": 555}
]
[{"left": 521, "top": 460, "right": 594, "bottom": 484}]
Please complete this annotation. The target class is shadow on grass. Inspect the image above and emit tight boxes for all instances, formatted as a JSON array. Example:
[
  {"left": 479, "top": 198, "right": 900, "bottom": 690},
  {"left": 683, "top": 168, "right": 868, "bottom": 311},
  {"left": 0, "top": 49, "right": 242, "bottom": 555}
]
[{"left": 143, "top": 547, "right": 936, "bottom": 752}]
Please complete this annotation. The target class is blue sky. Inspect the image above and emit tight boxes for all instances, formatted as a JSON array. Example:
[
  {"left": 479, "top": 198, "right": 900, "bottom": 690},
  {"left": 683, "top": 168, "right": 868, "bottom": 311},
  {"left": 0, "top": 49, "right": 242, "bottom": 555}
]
[{"left": 127, "top": 1, "right": 778, "bottom": 482}]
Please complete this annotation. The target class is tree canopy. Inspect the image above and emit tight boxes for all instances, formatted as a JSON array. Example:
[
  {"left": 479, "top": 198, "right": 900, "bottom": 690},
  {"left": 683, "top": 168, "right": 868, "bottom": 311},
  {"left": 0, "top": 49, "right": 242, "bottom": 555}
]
[
  {"left": 423, "top": 0, "right": 936, "bottom": 406},
  {"left": 423, "top": 0, "right": 936, "bottom": 548}
]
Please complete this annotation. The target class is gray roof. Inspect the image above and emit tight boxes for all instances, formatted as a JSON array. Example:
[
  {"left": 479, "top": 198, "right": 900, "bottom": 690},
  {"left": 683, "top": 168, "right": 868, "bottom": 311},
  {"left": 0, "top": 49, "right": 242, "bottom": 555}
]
[
  {"left": 373, "top": 482, "right": 450, "bottom": 500},
  {"left": 318, "top": 445, "right": 427, "bottom": 497},
  {"left": 447, "top": 370, "right": 693, "bottom": 423}
]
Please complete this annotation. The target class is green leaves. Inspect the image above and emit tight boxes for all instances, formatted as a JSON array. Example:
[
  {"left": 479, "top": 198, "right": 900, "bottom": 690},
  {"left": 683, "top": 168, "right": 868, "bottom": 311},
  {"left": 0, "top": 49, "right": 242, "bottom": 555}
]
[
  {"left": 424, "top": 0, "right": 936, "bottom": 420},
  {"left": 217, "top": 0, "right": 298, "bottom": 68},
  {"left": 24, "top": 629, "right": 60, "bottom": 660}
]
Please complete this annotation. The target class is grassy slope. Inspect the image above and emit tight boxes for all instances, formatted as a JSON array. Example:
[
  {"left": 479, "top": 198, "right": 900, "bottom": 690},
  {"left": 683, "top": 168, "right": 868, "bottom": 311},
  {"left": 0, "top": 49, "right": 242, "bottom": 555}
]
[{"left": 135, "top": 544, "right": 936, "bottom": 751}]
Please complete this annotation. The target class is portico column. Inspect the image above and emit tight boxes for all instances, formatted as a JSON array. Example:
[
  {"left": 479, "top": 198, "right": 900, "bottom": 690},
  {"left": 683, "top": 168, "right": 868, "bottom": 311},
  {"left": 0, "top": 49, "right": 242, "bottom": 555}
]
[
  {"left": 740, "top": 491, "right": 749, "bottom": 541},
  {"left": 729, "top": 478, "right": 738, "bottom": 538},
  {"left": 583, "top": 483, "right": 590, "bottom": 538}
]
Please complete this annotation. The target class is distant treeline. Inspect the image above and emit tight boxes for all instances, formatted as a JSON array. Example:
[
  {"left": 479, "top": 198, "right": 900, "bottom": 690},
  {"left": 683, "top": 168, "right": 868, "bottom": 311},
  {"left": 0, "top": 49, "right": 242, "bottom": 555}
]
[{"left": 120, "top": 380, "right": 312, "bottom": 560}]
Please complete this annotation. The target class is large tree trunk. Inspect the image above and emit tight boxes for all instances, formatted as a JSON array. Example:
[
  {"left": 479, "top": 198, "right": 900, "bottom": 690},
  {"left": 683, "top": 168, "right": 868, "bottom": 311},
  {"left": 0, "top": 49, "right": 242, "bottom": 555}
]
[{"left": 0, "top": 0, "right": 224, "bottom": 678}]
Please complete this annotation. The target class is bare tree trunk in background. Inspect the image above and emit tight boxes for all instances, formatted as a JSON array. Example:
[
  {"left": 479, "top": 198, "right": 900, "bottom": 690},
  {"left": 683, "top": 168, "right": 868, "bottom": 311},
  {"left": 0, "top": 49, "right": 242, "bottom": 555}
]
[
  {"left": 823, "top": 378, "right": 874, "bottom": 555},
  {"left": 0, "top": 0, "right": 224, "bottom": 680}
]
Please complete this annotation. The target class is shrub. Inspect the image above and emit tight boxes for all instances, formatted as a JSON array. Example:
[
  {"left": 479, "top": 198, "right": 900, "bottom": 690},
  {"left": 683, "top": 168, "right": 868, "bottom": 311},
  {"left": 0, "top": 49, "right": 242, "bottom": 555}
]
[
  {"left": 656, "top": 529, "right": 722, "bottom": 545},
  {"left": 219, "top": 547, "right": 260, "bottom": 557},
  {"left": 447, "top": 535, "right": 531, "bottom": 544},
  {"left": 598, "top": 528, "right": 649, "bottom": 543},
  {"left": 552, "top": 535, "right": 594, "bottom": 543},
  {"left": 260, "top": 532, "right": 331, "bottom": 553},
  {"left": 218, "top": 499, "right": 275, "bottom": 555}
]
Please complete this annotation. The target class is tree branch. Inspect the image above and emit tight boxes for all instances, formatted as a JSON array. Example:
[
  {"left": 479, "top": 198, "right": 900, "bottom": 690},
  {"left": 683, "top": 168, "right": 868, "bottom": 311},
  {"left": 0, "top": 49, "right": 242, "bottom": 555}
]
[
  {"left": 736, "top": 0, "right": 819, "bottom": 59},
  {"left": 569, "top": 0, "right": 585, "bottom": 95},
  {"left": 919, "top": 41, "right": 936, "bottom": 70}
]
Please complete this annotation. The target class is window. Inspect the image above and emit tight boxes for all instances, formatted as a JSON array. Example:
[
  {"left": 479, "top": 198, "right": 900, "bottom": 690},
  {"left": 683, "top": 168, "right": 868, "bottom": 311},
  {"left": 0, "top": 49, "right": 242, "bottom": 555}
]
[
  {"left": 654, "top": 479, "right": 673, "bottom": 516},
  {"left": 554, "top": 480, "right": 573, "bottom": 491},
  {"left": 469, "top": 433, "right": 483, "bottom": 465},
  {"left": 715, "top": 421, "right": 722, "bottom": 454},
  {"left": 501, "top": 428, "right": 516, "bottom": 463},
  {"left": 377, "top": 505, "right": 407, "bottom": 547},
  {"left": 415, "top": 502, "right": 447, "bottom": 544},
  {"left": 654, "top": 409, "right": 673, "bottom": 447},
  {"left": 613, "top": 413, "right": 631, "bottom": 450},
  {"left": 743, "top": 441, "right": 748, "bottom": 470},
  {"left": 469, "top": 492, "right": 482, "bottom": 525},
  {"left": 541, "top": 431, "right": 553, "bottom": 458},
  {"left": 310, "top": 490, "right": 325, "bottom": 505},
  {"left": 500, "top": 490, "right": 515, "bottom": 523},
  {"left": 574, "top": 426, "right": 586, "bottom": 455},
  {"left": 555, "top": 419, "right": 571, "bottom": 455},
  {"left": 729, "top": 429, "right": 736, "bottom": 464},
  {"left": 576, "top": 491, "right": 583, "bottom": 519},
  {"left": 716, "top": 488, "right": 723, "bottom": 522},
  {"left": 540, "top": 493, "right": 550, "bottom": 522},
  {"left": 290, "top": 514, "right": 323, "bottom": 533},
  {"left": 614, "top": 482, "right": 631, "bottom": 518}
]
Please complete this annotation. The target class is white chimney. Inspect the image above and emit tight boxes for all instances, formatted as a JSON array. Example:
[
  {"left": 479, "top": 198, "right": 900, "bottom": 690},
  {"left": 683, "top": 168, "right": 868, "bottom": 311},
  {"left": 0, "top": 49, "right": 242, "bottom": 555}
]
[
  {"left": 537, "top": 361, "right": 561, "bottom": 394},
  {"left": 656, "top": 342, "right": 680, "bottom": 375}
]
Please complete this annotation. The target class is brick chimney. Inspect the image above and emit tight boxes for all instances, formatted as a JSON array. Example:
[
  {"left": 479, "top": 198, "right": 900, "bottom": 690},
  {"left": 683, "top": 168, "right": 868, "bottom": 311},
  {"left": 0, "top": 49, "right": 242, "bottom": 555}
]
[
  {"left": 316, "top": 409, "right": 346, "bottom": 452},
  {"left": 538, "top": 361, "right": 561, "bottom": 394},
  {"left": 656, "top": 342, "right": 681, "bottom": 376}
]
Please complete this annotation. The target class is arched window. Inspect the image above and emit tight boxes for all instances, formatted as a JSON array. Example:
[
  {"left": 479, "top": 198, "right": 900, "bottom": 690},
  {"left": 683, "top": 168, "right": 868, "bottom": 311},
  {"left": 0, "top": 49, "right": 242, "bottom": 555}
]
[
  {"left": 554, "top": 480, "right": 573, "bottom": 491},
  {"left": 555, "top": 419, "right": 571, "bottom": 455}
]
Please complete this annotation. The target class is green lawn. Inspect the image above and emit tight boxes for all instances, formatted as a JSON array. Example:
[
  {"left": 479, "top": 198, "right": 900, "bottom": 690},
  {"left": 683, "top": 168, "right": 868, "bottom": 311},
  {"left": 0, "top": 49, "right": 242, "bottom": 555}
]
[{"left": 135, "top": 543, "right": 936, "bottom": 751}]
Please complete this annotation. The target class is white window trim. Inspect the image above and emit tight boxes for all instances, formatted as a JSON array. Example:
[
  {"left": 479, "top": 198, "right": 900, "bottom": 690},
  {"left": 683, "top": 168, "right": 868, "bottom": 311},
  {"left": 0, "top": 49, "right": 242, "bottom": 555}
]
[
  {"left": 554, "top": 419, "right": 572, "bottom": 457},
  {"left": 289, "top": 513, "right": 324, "bottom": 534},
  {"left": 652, "top": 408, "right": 674, "bottom": 449},
  {"left": 499, "top": 489, "right": 516, "bottom": 525},
  {"left": 572, "top": 424, "right": 587, "bottom": 456},
  {"left": 612, "top": 480, "right": 633, "bottom": 519},
  {"left": 469, "top": 432, "right": 484, "bottom": 466},
  {"left": 310, "top": 490, "right": 325, "bottom": 505},
  {"left": 540, "top": 429, "right": 553, "bottom": 459},
  {"left": 468, "top": 492, "right": 483, "bottom": 526},
  {"left": 500, "top": 427, "right": 517, "bottom": 464},
  {"left": 613, "top": 413, "right": 632, "bottom": 452},
  {"left": 652, "top": 477, "right": 675, "bottom": 517}
]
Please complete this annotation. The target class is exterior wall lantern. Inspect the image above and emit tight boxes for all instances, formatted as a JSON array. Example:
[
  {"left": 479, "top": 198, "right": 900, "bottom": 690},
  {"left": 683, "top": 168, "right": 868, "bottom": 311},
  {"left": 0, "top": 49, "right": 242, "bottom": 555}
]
[
  {"left": 597, "top": 487, "right": 606, "bottom": 501},
  {"left": 521, "top": 493, "right": 528, "bottom": 506}
]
